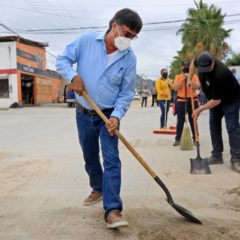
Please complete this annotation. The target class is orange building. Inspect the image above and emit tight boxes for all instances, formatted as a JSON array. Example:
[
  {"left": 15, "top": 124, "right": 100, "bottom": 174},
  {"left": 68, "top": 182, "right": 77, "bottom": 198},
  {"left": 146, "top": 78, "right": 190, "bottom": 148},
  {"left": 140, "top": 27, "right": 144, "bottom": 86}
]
[{"left": 0, "top": 36, "right": 66, "bottom": 108}]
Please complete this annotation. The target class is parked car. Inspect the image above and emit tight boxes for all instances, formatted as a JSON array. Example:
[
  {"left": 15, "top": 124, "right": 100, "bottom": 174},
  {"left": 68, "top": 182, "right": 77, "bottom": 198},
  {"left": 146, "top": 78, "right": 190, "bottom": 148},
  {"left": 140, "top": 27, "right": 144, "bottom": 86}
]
[
  {"left": 133, "top": 94, "right": 141, "bottom": 100},
  {"left": 133, "top": 90, "right": 141, "bottom": 100}
]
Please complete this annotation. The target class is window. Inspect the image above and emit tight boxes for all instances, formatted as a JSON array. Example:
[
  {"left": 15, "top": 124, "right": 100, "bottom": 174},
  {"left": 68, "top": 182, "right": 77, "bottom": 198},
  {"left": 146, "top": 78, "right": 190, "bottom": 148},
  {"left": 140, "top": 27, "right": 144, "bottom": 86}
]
[{"left": 0, "top": 79, "right": 9, "bottom": 98}]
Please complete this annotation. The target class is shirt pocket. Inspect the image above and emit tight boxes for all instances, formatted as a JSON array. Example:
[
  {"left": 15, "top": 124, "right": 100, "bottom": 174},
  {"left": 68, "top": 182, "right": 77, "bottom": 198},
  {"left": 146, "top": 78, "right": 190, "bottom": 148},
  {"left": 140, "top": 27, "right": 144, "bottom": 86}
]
[{"left": 106, "top": 67, "right": 124, "bottom": 86}]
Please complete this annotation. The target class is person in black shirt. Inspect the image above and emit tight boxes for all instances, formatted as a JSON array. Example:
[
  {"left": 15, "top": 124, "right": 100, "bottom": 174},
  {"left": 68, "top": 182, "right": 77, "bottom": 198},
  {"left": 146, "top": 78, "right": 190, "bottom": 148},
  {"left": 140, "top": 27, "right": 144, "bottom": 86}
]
[{"left": 188, "top": 51, "right": 240, "bottom": 173}]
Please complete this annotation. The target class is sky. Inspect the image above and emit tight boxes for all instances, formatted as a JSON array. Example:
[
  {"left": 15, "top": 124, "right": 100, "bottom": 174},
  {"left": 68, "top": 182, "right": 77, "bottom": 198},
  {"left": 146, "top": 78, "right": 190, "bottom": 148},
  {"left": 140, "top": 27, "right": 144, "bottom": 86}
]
[{"left": 0, "top": 0, "right": 239, "bottom": 79}]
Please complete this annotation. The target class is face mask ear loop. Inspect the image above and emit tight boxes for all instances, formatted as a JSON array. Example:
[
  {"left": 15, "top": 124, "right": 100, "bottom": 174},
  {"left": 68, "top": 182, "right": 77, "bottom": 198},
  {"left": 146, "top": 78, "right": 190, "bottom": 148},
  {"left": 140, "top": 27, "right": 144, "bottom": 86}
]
[
  {"left": 111, "top": 23, "right": 120, "bottom": 40},
  {"left": 116, "top": 24, "right": 121, "bottom": 37}
]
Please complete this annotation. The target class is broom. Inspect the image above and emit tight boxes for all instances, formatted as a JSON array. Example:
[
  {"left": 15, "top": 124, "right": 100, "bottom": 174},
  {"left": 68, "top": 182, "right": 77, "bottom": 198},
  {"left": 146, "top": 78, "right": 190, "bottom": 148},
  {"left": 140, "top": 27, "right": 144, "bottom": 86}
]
[
  {"left": 153, "top": 98, "right": 176, "bottom": 135},
  {"left": 180, "top": 79, "right": 193, "bottom": 150}
]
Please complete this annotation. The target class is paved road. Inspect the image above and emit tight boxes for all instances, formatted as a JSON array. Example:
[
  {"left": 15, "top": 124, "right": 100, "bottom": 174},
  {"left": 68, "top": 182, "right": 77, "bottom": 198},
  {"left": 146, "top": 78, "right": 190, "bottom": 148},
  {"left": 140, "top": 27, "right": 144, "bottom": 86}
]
[{"left": 0, "top": 104, "right": 239, "bottom": 240}]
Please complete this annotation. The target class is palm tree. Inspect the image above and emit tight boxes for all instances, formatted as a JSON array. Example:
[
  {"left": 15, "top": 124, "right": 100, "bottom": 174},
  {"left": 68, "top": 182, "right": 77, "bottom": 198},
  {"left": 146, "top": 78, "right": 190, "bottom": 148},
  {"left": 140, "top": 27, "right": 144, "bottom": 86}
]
[
  {"left": 177, "top": 0, "right": 232, "bottom": 60},
  {"left": 170, "top": 0, "right": 232, "bottom": 77}
]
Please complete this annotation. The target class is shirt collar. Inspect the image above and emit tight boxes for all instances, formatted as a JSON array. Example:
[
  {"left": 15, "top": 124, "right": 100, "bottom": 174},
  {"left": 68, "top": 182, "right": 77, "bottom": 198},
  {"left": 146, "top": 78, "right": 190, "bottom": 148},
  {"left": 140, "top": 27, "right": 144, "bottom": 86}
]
[{"left": 96, "top": 30, "right": 108, "bottom": 41}]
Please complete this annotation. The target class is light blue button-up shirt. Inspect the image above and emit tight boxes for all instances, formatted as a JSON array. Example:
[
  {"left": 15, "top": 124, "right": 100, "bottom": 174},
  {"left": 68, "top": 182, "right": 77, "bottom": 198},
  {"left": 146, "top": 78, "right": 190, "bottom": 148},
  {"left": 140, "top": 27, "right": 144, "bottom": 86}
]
[{"left": 56, "top": 31, "right": 137, "bottom": 120}]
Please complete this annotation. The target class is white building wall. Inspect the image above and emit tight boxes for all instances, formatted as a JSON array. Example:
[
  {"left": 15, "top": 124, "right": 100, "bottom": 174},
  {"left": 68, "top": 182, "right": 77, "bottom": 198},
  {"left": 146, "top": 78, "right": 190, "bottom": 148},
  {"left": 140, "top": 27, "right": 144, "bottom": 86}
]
[
  {"left": 0, "top": 42, "right": 16, "bottom": 69},
  {"left": 0, "top": 42, "right": 17, "bottom": 108}
]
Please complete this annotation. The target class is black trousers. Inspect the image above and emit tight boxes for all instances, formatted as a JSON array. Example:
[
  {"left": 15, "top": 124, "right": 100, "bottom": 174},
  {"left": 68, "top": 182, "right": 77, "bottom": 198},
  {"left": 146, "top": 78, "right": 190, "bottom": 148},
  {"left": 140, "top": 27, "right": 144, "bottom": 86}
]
[{"left": 175, "top": 100, "right": 199, "bottom": 141}]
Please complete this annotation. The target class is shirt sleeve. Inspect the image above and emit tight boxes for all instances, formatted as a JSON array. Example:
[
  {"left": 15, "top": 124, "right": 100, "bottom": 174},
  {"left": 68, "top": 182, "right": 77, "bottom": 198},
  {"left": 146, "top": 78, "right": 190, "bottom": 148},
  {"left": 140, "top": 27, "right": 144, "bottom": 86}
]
[
  {"left": 110, "top": 55, "right": 136, "bottom": 120},
  {"left": 56, "top": 36, "right": 81, "bottom": 82}
]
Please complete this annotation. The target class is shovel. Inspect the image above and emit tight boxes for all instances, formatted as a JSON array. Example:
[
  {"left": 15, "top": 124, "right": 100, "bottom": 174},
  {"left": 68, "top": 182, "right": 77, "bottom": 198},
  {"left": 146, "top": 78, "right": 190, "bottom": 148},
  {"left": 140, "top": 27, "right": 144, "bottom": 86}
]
[
  {"left": 82, "top": 91, "right": 202, "bottom": 224},
  {"left": 190, "top": 91, "right": 211, "bottom": 174}
]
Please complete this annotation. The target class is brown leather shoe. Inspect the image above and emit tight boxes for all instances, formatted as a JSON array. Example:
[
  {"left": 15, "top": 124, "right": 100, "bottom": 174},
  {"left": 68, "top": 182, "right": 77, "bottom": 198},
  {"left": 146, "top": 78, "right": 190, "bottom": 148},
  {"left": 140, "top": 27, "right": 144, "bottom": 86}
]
[
  {"left": 106, "top": 211, "right": 128, "bottom": 229},
  {"left": 83, "top": 191, "right": 102, "bottom": 206}
]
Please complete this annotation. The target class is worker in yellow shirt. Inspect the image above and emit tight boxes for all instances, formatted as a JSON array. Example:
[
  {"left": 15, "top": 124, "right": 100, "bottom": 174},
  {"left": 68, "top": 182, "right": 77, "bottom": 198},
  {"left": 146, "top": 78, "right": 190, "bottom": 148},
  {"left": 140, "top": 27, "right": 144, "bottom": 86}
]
[{"left": 155, "top": 69, "right": 174, "bottom": 128}]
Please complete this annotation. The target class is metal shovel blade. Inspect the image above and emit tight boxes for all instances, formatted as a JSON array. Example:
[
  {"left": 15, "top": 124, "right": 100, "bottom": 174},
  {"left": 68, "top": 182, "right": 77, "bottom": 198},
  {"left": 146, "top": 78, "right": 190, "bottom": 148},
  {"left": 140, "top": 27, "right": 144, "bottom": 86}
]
[
  {"left": 190, "top": 144, "right": 211, "bottom": 174},
  {"left": 154, "top": 176, "right": 202, "bottom": 224},
  {"left": 190, "top": 157, "right": 211, "bottom": 174},
  {"left": 167, "top": 201, "right": 202, "bottom": 224},
  {"left": 190, "top": 153, "right": 211, "bottom": 174}
]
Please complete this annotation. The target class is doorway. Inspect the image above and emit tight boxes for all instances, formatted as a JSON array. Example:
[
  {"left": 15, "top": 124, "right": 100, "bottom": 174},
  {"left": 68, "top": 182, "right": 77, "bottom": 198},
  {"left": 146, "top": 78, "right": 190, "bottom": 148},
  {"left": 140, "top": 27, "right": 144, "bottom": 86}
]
[{"left": 21, "top": 74, "right": 34, "bottom": 105}]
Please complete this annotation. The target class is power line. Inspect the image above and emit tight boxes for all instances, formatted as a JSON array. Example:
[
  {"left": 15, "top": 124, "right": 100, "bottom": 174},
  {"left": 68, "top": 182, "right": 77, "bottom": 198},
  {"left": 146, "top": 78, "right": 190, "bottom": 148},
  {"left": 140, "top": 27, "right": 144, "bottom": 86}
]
[
  {"left": 43, "top": 0, "right": 71, "bottom": 28},
  {"left": 0, "top": 23, "right": 19, "bottom": 35},
  {"left": 0, "top": 3, "right": 72, "bottom": 18},
  {"left": 46, "top": 50, "right": 57, "bottom": 58},
  {"left": 0, "top": 1, "right": 239, "bottom": 27},
  {"left": 0, "top": 22, "right": 58, "bottom": 60},
  {"left": 26, "top": 0, "right": 58, "bottom": 29},
  {"left": 1, "top": 19, "right": 239, "bottom": 35},
  {"left": 56, "top": 0, "right": 80, "bottom": 27},
  {"left": 0, "top": 2, "right": 106, "bottom": 22},
  {"left": 1, "top": 13, "right": 239, "bottom": 36},
  {"left": 4, "top": 13, "right": 239, "bottom": 33}
]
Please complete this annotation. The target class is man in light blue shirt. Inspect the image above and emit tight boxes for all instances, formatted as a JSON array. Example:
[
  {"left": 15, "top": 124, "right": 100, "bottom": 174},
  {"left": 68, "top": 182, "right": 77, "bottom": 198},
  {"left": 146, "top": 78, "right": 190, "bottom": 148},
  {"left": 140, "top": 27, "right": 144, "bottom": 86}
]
[{"left": 56, "top": 8, "right": 142, "bottom": 229}]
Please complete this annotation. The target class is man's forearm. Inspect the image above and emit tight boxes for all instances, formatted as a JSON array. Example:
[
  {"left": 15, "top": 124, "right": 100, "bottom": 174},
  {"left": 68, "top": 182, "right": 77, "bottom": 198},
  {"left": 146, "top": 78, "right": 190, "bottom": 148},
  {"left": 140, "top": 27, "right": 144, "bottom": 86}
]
[
  {"left": 193, "top": 99, "right": 221, "bottom": 118},
  {"left": 199, "top": 99, "right": 221, "bottom": 112}
]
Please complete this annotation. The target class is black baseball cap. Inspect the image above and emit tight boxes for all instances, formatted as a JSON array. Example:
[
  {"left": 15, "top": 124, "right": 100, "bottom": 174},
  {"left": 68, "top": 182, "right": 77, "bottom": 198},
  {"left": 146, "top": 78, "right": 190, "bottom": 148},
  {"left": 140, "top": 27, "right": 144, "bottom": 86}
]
[
  {"left": 181, "top": 60, "right": 190, "bottom": 67},
  {"left": 197, "top": 51, "right": 214, "bottom": 73}
]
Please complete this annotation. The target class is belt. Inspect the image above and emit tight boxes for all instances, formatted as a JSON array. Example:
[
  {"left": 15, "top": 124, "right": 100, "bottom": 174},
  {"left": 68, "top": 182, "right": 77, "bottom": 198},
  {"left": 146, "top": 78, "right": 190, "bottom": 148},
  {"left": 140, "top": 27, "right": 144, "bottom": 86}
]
[
  {"left": 176, "top": 96, "right": 199, "bottom": 101},
  {"left": 76, "top": 102, "right": 113, "bottom": 115}
]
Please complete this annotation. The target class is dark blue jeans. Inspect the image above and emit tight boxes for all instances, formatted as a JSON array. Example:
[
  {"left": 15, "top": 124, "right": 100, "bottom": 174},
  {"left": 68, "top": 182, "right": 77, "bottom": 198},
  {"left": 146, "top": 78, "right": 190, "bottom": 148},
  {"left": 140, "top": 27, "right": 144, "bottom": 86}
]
[
  {"left": 76, "top": 109, "right": 122, "bottom": 217},
  {"left": 175, "top": 100, "right": 198, "bottom": 141},
  {"left": 159, "top": 100, "right": 170, "bottom": 128},
  {"left": 209, "top": 100, "right": 240, "bottom": 162}
]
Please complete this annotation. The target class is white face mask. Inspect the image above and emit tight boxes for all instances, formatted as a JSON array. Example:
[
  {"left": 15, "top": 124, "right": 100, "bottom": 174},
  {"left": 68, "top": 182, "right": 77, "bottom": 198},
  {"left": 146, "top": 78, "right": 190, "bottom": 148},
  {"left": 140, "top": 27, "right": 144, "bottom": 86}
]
[{"left": 114, "top": 26, "right": 131, "bottom": 51}]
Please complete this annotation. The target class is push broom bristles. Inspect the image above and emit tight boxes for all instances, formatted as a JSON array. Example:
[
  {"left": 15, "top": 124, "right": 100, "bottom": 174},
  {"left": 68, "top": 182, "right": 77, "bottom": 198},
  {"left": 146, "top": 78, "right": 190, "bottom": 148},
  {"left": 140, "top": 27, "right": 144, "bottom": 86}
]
[{"left": 180, "top": 122, "right": 193, "bottom": 150}]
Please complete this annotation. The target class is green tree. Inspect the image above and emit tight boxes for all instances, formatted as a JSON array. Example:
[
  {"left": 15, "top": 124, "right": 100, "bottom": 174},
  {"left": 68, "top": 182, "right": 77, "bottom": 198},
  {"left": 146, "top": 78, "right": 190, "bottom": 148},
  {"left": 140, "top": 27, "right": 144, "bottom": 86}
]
[
  {"left": 225, "top": 53, "right": 240, "bottom": 66},
  {"left": 170, "top": 0, "right": 232, "bottom": 77},
  {"left": 178, "top": 0, "right": 231, "bottom": 59}
]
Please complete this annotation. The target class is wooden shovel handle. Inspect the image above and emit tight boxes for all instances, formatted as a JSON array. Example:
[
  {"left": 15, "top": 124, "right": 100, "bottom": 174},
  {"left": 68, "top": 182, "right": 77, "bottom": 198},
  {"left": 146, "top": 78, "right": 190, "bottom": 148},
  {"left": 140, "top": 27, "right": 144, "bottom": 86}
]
[
  {"left": 190, "top": 90, "right": 199, "bottom": 143},
  {"left": 82, "top": 91, "right": 157, "bottom": 178}
]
